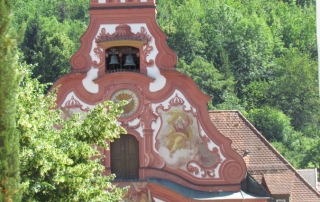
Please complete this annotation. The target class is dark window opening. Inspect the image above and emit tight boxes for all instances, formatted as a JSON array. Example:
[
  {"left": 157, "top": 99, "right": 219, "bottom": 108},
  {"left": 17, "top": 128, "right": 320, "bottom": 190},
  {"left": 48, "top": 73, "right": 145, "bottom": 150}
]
[
  {"left": 110, "top": 134, "right": 139, "bottom": 179},
  {"left": 105, "top": 47, "right": 140, "bottom": 73}
]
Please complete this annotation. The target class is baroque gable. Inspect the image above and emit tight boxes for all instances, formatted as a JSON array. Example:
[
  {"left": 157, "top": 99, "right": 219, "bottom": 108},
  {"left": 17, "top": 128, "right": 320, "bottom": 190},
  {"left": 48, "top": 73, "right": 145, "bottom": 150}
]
[{"left": 52, "top": 0, "right": 250, "bottom": 199}]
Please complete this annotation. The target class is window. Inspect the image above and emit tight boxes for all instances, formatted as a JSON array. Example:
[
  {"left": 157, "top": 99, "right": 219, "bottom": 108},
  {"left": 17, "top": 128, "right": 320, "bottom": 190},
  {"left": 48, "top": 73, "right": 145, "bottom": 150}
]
[
  {"left": 110, "top": 134, "right": 139, "bottom": 179},
  {"left": 105, "top": 47, "right": 140, "bottom": 73},
  {"left": 276, "top": 199, "right": 286, "bottom": 202}
]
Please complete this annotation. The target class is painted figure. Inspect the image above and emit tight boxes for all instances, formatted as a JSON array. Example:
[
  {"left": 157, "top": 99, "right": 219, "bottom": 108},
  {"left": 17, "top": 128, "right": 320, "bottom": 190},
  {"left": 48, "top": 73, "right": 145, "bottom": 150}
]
[{"left": 166, "top": 110, "right": 193, "bottom": 155}]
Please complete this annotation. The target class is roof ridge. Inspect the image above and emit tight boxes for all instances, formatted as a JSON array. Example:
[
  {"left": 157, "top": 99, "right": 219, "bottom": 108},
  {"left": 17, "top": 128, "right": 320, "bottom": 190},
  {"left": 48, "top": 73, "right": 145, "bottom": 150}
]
[
  {"left": 208, "top": 110, "right": 239, "bottom": 112},
  {"left": 209, "top": 110, "right": 320, "bottom": 197}
]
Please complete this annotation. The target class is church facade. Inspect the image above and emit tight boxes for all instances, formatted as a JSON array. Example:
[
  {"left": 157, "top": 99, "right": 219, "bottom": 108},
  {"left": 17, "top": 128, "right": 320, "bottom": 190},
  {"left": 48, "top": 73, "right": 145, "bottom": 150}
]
[{"left": 52, "top": 0, "right": 319, "bottom": 201}]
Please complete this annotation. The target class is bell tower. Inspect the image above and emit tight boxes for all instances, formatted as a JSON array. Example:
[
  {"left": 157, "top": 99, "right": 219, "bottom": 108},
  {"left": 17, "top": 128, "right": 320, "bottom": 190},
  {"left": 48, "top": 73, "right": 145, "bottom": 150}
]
[
  {"left": 70, "top": 0, "right": 177, "bottom": 93},
  {"left": 52, "top": 0, "right": 249, "bottom": 201}
]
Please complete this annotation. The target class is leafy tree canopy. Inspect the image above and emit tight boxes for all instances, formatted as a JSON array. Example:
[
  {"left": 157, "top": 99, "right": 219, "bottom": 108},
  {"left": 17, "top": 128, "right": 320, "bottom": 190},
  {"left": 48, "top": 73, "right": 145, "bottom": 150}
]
[
  {"left": 247, "top": 106, "right": 297, "bottom": 142},
  {"left": 17, "top": 69, "right": 126, "bottom": 201},
  {"left": 156, "top": 0, "right": 319, "bottom": 169}
]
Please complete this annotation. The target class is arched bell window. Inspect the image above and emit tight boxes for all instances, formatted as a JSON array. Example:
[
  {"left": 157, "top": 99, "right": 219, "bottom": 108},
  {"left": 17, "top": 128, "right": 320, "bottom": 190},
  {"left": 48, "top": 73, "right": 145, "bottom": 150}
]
[
  {"left": 110, "top": 134, "right": 139, "bottom": 179},
  {"left": 105, "top": 46, "right": 140, "bottom": 73}
]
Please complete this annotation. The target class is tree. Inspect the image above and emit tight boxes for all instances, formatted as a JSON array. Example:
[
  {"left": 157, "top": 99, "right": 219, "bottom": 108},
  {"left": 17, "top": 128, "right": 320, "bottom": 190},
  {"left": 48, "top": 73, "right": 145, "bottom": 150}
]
[
  {"left": 247, "top": 106, "right": 298, "bottom": 142},
  {"left": 11, "top": 0, "right": 90, "bottom": 25},
  {"left": 241, "top": 80, "right": 270, "bottom": 109},
  {"left": 247, "top": 106, "right": 308, "bottom": 167},
  {"left": 200, "top": 1, "right": 240, "bottom": 76},
  {"left": 177, "top": 57, "right": 243, "bottom": 110},
  {"left": 17, "top": 72, "right": 126, "bottom": 201},
  {"left": 267, "top": 49, "right": 320, "bottom": 134},
  {"left": 21, "top": 16, "right": 79, "bottom": 84},
  {"left": 272, "top": 134, "right": 318, "bottom": 169},
  {"left": 246, "top": 106, "right": 320, "bottom": 168},
  {"left": 270, "top": 2, "right": 317, "bottom": 58},
  {"left": 282, "top": 0, "right": 315, "bottom": 7},
  {"left": 0, "top": 0, "right": 22, "bottom": 201},
  {"left": 229, "top": 11, "right": 275, "bottom": 98},
  {"left": 157, "top": 0, "right": 206, "bottom": 64},
  {"left": 13, "top": 0, "right": 89, "bottom": 85},
  {"left": 302, "top": 137, "right": 320, "bottom": 168}
]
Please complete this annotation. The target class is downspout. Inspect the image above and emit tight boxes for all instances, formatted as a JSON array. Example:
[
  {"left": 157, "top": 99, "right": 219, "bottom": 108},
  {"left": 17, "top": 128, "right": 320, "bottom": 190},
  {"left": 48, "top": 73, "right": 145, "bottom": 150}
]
[{"left": 240, "top": 190, "right": 245, "bottom": 202}]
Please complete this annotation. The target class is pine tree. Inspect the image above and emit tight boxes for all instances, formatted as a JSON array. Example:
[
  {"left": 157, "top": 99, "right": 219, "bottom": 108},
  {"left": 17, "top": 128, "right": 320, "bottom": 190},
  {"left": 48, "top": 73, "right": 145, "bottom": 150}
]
[{"left": 0, "top": 0, "right": 22, "bottom": 201}]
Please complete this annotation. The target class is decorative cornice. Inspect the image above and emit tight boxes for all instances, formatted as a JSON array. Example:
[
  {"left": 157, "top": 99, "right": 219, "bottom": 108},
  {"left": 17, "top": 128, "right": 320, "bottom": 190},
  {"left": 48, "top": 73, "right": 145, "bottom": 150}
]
[{"left": 95, "top": 24, "right": 152, "bottom": 43}]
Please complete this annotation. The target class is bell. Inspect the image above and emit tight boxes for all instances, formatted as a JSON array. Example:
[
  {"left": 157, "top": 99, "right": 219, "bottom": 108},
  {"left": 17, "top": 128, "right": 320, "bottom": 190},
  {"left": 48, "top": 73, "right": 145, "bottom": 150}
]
[
  {"left": 109, "top": 55, "right": 119, "bottom": 65},
  {"left": 123, "top": 54, "right": 136, "bottom": 66}
]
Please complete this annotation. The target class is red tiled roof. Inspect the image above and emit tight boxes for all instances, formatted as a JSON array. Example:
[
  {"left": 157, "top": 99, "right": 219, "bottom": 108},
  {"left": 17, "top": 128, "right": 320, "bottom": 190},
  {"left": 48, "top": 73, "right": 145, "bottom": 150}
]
[
  {"left": 209, "top": 110, "right": 320, "bottom": 202},
  {"left": 264, "top": 171, "right": 294, "bottom": 194}
]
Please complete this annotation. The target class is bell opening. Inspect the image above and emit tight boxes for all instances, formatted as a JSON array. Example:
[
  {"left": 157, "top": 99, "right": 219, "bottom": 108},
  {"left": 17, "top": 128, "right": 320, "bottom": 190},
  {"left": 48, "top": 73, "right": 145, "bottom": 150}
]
[{"left": 105, "top": 47, "right": 140, "bottom": 73}]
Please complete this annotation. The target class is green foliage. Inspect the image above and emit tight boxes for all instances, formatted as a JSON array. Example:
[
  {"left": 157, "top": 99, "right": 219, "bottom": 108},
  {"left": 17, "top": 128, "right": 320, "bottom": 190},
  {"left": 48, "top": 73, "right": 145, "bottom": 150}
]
[
  {"left": 270, "top": 3, "right": 317, "bottom": 57},
  {"left": 282, "top": 0, "right": 315, "bottom": 7},
  {"left": 0, "top": 0, "right": 22, "bottom": 201},
  {"left": 12, "top": 0, "right": 90, "bottom": 25},
  {"left": 248, "top": 106, "right": 318, "bottom": 168},
  {"left": 272, "top": 134, "right": 318, "bottom": 169},
  {"left": 271, "top": 141, "right": 301, "bottom": 168},
  {"left": 157, "top": 0, "right": 206, "bottom": 64},
  {"left": 301, "top": 138, "right": 320, "bottom": 168},
  {"left": 12, "top": 0, "right": 88, "bottom": 84},
  {"left": 247, "top": 106, "right": 297, "bottom": 142},
  {"left": 177, "top": 57, "right": 242, "bottom": 110},
  {"left": 158, "top": 2, "right": 319, "bottom": 170},
  {"left": 17, "top": 72, "right": 126, "bottom": 201},
  {"left": 200, "top": 1, "right": 240, "bottom": 76},
  {"left": 242, "top": 80, "right": 270, "bottom": 109},
  {"left": 20, "top": 15, "right": 87, "bottom": 84},
  {"left": 268, "top": 49, "right": 320, "bottom": 133},
  {"left": 230, "top": 12, "right": 275, "bottom": 94}
]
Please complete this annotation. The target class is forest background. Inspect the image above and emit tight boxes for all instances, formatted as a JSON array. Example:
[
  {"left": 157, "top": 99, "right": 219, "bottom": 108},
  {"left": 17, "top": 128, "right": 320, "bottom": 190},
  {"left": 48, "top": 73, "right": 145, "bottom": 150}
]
[{"left": 11, "top": 0, "right": 320, "bottom": 175}]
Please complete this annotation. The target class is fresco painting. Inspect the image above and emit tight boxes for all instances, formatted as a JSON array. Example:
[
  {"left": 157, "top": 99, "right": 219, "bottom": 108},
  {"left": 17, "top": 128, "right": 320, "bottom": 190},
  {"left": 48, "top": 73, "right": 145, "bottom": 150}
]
[{"left": 156, "top": 105, "right": 221, "bottom": 172}]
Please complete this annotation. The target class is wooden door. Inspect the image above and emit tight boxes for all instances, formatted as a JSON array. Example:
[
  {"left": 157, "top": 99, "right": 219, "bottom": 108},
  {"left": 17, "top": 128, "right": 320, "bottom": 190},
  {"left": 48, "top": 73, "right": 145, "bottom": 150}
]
[{"left": 111, "top": 134, "right": 139, "bottom": 179}]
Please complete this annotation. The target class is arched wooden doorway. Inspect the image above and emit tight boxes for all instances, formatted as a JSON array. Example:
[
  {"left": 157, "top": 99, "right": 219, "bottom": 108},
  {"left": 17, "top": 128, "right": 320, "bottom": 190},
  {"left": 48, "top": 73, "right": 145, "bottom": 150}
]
[{"left": 110, "top": 134, "right": 139, "bottom": 179}]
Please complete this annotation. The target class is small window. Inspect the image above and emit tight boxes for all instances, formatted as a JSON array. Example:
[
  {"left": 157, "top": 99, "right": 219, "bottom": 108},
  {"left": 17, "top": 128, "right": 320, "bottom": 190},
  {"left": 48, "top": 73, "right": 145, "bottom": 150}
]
[
  {"left": 105, "top": 47, "right": 140, "bottom": 73},
  {"left": 110, "top": 134, "right": 139, "bottom": 179},
  {"left": 276, "top": 199, "right": 286, "bottom": 202}
]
